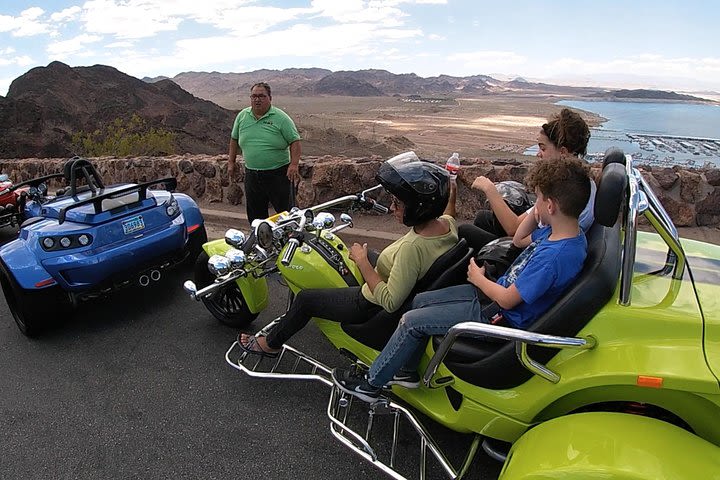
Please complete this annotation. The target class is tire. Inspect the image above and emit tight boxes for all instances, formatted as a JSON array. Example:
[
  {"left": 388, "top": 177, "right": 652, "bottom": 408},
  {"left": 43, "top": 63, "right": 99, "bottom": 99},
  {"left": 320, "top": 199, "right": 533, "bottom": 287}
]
[
  {"left": 0, "top": 261, "right": 69, "bottom": 337},
  {"left": 185, "top": 224, "right": 208, "bottom": 266},
  {"left": 193, "top": 251, "right": 258, "bottom": 328}
]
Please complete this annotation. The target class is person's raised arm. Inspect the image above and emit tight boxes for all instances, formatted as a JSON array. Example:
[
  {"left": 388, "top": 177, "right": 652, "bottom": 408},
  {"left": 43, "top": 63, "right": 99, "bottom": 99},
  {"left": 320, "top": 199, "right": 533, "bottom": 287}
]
[
  {"left": 472, "top": 176, "right": 525, "bottom": 235},
  {"left": 512, "top": 208, "right": 538, "bottom": 248},
  {"left": 443, "top": 179, "right": 457, "bottom": 217}
]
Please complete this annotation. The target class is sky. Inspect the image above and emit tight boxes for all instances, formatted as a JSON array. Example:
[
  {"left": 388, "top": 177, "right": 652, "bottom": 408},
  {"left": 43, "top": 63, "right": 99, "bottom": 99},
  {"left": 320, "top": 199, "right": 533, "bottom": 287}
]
[{"left": 1, "top": 0, "right": 719, "bottom": 97}]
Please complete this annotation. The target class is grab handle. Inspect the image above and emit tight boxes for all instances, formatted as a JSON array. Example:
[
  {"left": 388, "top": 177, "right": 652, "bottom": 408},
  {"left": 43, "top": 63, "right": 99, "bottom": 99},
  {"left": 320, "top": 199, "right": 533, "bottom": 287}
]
[{"left": 281, "top": 238, "right": 300, "bottom": 266}]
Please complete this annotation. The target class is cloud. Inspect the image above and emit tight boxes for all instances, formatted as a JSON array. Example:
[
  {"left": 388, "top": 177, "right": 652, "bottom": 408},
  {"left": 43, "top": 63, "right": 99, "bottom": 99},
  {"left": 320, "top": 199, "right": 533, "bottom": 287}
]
[
  {"left": 310, "top": 0, "right": 407, "bottom": 26},
  {"left": 0, "top": 7, "right": 52, "bottom": 37},
  {"left": 51, "top": 6, "right": 82, "bottom": 23},
  {"left": 0, "top": 46, "right": 34, "bottom": 67},
  {"left": 81, "top": 0, "right": 182, "bottom": 39},
  {"left": 47, "top": 34, "right": 103, "bottom": 57}
]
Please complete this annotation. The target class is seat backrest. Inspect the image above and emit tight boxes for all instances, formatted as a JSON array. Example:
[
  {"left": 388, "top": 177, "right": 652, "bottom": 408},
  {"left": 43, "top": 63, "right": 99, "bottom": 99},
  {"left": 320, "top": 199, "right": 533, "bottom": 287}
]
[
  {"left": 342, "top": 239, "right": 473, "bottom": 350},
  {"left": 435, "top": 158, "right": 628, "bottom": 389},
  {"left": 64, "top": 156, "right": 105, "bottom": 196}
]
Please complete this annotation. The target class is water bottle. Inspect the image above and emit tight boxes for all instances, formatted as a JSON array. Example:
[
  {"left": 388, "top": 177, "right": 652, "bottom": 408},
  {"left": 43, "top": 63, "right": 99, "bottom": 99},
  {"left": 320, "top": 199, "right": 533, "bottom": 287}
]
[{"left": 445, "top": 152, "right": 460, "bottom": 180}]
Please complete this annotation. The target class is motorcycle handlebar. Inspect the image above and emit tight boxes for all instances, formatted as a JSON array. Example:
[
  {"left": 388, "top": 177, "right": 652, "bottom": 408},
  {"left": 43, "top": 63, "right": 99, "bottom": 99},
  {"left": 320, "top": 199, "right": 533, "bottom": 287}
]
[
  {"left": 371, "top": 201, "right": 389, "bottom": 214},
  {"left": 280, "top": 238, "right": 300, "bottom": 266}
]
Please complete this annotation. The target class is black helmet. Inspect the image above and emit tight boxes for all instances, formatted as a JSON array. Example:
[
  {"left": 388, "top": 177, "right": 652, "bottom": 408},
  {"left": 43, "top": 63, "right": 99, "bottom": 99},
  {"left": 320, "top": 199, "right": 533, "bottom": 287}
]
[
  {"left": 492, "top": 180, "right": 535, "bottom": 215},
  {"left": 475, "top": 238, "right": 522, "bottom": 280},
  {"left": 375, "top": 152, "right": 450, "bottom": 227}
]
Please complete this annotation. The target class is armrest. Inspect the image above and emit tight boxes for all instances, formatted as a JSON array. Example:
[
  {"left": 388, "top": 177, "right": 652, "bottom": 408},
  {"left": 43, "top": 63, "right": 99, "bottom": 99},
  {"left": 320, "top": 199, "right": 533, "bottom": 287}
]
[{"left": 422, "top": 322, "right": 597, "bottom": 386}]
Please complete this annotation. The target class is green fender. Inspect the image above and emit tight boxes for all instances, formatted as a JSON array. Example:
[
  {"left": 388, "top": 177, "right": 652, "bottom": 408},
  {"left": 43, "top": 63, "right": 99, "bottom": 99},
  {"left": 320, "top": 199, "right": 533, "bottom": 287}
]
[
  {"left": 499, "top": 412, "right": 720, "bottom": 479},
  {"left": 201, "top": 239, "right": 268, "bottom": 314}
]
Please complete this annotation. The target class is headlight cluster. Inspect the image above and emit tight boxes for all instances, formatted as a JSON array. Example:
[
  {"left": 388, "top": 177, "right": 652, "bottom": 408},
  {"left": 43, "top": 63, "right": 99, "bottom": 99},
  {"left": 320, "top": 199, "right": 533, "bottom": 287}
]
[
  {"left": 207, "top": 248, "right": 247, "bottom": 276},
  {"left": 165, "top": 195, "right": 180, "bottom": 217},
  {"left": 40, "top": 233, "right": 92, "bottom": 251}
]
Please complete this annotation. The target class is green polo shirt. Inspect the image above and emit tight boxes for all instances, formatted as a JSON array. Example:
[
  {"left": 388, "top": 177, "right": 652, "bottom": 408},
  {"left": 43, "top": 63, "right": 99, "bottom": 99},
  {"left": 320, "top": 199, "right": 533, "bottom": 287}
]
[{"left": 230, "top": 106, "right": 301, "bottom": 170}]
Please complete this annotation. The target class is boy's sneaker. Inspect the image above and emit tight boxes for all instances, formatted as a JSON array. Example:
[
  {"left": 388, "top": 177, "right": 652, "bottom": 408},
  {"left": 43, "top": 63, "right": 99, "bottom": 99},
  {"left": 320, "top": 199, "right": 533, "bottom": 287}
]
[
  {"left": 386, "top": 370, "right": 420, "bottom": 389},
  {"left": 332, "top": 367, "right": 382, "bottom": 403}
]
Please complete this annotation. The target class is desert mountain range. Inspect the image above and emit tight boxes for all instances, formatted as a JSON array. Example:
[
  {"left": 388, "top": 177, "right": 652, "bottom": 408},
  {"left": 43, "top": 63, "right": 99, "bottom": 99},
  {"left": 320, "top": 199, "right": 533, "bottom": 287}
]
[{"left": 0, "top": 62, "right": 710, "bottom": 159}]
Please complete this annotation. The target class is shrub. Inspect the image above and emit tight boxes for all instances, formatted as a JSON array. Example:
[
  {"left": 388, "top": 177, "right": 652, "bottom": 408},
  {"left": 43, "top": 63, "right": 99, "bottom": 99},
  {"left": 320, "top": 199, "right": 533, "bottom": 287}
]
[{"left": 72, "top": 115, "right": 177, "bottom": 156}]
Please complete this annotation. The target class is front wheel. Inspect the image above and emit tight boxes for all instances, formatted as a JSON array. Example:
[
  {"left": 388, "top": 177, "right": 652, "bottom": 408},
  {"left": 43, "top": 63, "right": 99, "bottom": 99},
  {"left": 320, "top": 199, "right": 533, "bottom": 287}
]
[{"left": 193, "top": 251, "right": 258, "bottom": 328}]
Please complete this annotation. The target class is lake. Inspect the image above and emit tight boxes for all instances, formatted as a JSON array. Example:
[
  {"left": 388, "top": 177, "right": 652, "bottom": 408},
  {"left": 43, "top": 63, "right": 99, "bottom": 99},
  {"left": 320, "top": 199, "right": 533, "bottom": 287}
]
[{"left": 525, "top": 100, "right": 720, "bottom": 168}]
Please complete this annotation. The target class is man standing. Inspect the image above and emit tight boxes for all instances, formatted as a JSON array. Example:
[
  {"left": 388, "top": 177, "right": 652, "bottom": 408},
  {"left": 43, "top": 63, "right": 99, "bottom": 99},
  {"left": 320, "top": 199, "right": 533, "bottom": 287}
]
[{"left": 228, "top": 82, "right": 302, "bottom": 223}]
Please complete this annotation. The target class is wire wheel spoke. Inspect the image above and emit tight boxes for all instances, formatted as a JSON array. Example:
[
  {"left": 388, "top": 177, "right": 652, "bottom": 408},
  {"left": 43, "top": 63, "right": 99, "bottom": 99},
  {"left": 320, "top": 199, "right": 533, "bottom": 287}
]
[{"left": 216, "top": 286, "right": 244, "bottom": 314}]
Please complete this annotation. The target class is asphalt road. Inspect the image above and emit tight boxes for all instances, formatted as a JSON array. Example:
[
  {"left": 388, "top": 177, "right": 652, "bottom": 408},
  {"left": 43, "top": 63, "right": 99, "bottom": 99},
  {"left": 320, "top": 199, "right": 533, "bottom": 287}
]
[{"left": 0, "top": 227, "right": 502, "bottom": 480}]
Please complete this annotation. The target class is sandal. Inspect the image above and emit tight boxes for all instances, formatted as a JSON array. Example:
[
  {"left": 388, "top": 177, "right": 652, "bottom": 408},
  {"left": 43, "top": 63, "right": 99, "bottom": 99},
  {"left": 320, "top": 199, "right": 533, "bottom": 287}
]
[{"left": 238, "top": 333, "right": 280, "bottom": 358}]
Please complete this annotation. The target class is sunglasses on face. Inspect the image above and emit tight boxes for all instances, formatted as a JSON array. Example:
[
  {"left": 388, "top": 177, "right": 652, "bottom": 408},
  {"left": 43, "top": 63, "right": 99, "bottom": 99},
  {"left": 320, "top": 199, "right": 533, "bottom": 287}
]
[{"left": 250, "top": 94, "right": 268, "bottom": 99}]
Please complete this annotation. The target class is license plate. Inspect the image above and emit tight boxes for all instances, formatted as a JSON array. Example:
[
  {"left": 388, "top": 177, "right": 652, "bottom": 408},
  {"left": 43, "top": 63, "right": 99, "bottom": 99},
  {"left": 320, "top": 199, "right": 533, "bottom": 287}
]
[{"left": 122, "top": 215, "right": 145, "bottom": 235}]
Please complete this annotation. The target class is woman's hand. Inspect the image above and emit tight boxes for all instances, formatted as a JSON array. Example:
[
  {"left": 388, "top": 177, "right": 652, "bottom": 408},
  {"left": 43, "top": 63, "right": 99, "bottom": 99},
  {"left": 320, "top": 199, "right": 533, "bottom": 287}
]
[
  {"left": 349, "top": 242, "right": 369, "bottom": 267},
  {"left": 471, "top": 176, "right": 496, "bottom": 194}
]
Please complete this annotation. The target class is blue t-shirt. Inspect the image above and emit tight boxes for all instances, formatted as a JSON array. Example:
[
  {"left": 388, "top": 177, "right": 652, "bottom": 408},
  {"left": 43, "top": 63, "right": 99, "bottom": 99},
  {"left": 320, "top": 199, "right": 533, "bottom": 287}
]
[{"left": 497, "top": 231, "right": 587, "bottom": 328}]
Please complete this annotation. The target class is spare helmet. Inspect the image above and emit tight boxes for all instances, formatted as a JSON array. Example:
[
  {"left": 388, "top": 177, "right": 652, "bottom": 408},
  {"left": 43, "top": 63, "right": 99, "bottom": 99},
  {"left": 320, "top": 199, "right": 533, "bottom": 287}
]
[
  {"left": 492, "top": 180, "right": 535, "bottom": 215},
  {"left": 475, "top": 237, "right": 522, "bottom": 281},
  {"left": 375, "top": 152, "right": 450, "bottom": 226}
]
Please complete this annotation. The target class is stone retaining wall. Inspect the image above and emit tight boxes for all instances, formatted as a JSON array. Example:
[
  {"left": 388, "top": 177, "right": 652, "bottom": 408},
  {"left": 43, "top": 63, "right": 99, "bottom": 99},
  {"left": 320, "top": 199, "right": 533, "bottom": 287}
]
[{"left": 2, "top": 155, "right": 719, "bottom": 227}]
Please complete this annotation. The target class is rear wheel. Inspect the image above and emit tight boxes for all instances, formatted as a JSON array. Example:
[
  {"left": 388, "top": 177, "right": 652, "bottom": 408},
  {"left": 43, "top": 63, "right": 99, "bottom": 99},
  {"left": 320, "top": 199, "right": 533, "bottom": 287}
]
[
  {"left": 0, "top": 262, "right": 69, "bottom": 336},
  {"left": 193, "top": 251, "right": 258, "bottom": 328},
  {"left": 185, "top": 225, "right": 208, "bottom": 266}
]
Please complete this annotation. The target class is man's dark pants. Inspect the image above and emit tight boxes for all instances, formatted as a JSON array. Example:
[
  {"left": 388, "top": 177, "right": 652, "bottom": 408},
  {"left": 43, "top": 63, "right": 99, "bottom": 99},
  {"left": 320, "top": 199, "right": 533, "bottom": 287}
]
[{"left": 244, "top": 164, "right": 295, "bottom": 223}]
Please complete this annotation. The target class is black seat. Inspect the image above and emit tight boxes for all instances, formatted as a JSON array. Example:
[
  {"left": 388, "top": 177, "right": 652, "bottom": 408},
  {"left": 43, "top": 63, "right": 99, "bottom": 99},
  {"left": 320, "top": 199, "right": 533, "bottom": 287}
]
[
  {"left": 342, "top": 238, "right": 474, "bottom": 350},
  {"left": 431, "top": 159, "right": 628, "bottom": 389}
]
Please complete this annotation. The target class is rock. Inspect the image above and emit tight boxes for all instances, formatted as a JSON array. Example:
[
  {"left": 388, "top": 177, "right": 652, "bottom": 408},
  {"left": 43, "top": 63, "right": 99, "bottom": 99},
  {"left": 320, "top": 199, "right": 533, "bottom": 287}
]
[
  {"left": 678, "top": 169, "right": 705, "bottom": 203},
  {"left": 226, "top": 183, "right": 244, "bottom": 205},
  {"left": 179, "top": 159, "right": 194, "bottom": 174},
  {"left": 194, "top": 160, "right": 217, "bottom": 178},
  {"left": 706, "top": 169, "right": 720, "bottom": 187},
  {"left": 651, "top": 167, "right": 678, "bottom": 190},
  {"left": 191, "top": 173, "right": 206, "bottom": 197}
]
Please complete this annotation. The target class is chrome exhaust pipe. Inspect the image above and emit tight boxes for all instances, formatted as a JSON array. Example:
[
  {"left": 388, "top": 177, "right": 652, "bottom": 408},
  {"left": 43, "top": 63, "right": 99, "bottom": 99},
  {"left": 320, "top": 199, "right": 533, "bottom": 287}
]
[
  {"left": 150, "top": 269, "right": 161, "bottom": 282},
  {"left": 138, "top": 274, "right": 150, "bottom": 287}
]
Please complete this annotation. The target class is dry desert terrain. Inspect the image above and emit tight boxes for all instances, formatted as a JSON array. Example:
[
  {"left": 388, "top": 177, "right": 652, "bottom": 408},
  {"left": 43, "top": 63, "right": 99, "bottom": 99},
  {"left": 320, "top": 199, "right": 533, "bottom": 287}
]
[{"left": 217, "top": 94, "right": 605, "bottom": 162}]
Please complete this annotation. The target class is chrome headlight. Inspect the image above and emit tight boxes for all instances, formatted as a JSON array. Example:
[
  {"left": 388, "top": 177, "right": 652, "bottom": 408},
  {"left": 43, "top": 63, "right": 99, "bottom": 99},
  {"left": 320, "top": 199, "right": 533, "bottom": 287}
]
[
  {"left": 207, "top": 254, "right": 231, "bottom": 276},
  {"left": 224, "top": 228, "right": 246, "bottom": 249},
  {"left": 59, "top": 236, "right": 72, "bottom": 248},
  {"left": 225, "top": 248, "right": 246, "bottom": 268},
  {"left": 42, "top": 237, "right": 55, "bottom": 249},
  {"left": 78, "top": 234, "right": 91, "bottom": 246},
  {"left": 165, "top": 195, "right": 180, "bottom": 217},
  {"left": 315, "top": 212, "right": 335, "bottom": 229}
]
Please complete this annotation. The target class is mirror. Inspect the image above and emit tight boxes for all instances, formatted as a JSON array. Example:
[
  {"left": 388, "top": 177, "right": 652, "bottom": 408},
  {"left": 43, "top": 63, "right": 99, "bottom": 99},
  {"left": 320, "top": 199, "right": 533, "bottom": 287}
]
[
  {"left": 255, "top": 221, "right": 274, "bottom": 249},
  {"left": 340, "top": 213, "right": 353, "bottom": 227}
]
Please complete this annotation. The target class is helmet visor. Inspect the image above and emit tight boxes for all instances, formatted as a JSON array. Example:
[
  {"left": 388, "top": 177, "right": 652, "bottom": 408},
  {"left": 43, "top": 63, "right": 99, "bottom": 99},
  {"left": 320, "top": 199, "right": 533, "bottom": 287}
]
[{"left": 384, "top": 151, "right": 442, "bottom": 194}]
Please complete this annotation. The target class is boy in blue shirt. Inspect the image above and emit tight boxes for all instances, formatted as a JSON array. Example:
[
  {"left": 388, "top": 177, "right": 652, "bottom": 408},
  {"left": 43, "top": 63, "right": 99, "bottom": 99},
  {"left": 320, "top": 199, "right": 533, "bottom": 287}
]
[{"left": 333, "top": 156, "right": 591, "bottom": 402}]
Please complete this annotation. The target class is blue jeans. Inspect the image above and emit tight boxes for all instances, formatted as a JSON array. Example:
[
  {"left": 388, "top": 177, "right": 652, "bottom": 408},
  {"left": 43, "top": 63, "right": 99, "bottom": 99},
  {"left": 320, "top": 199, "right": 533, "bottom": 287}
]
[{"left": 367, "top": 284, "right": 487, "bottom": 387}]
